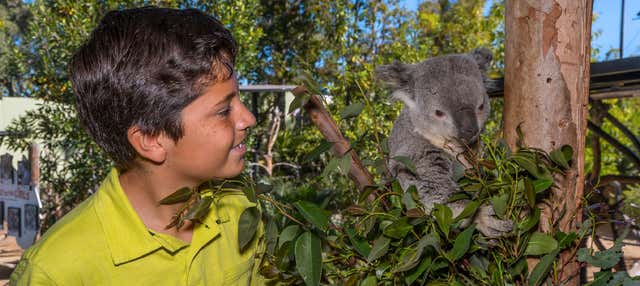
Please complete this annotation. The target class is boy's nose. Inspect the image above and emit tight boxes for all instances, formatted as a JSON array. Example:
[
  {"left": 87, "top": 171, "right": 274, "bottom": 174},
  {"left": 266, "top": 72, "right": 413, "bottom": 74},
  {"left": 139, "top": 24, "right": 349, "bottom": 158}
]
[{"left": 236, "top": 102, "right": 257, "bottom": 131}]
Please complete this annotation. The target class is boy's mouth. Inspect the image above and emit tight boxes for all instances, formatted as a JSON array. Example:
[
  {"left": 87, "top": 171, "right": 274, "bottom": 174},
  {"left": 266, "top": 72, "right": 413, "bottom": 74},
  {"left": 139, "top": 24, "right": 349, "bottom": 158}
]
[{"left": 231, "top": 142, "right": 246, "bottom": 153}]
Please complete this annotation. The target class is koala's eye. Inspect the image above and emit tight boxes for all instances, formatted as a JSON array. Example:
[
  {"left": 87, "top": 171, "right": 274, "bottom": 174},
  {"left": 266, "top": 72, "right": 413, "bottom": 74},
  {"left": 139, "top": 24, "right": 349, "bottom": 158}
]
[
  {"left": 435, "top": 110, "right": 445, "bottom": 117},
  {"left": 478, "top": 103, "right": 485, "bottom": 111}
]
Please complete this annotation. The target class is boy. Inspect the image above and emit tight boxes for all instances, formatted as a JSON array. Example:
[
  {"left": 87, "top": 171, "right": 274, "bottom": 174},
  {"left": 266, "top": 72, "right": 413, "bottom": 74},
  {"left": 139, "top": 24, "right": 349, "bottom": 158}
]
[{"left": 10, "top": 7, "right": 263, "bottom": 285}]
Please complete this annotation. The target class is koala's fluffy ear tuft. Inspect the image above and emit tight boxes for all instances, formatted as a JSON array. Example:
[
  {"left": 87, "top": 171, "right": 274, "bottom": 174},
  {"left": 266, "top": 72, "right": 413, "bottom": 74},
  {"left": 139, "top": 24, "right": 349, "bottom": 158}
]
[
  {"left": 470, "top": 48, "right": 492, "bottom": 72},
  {"left": 374, "top": 61, "right": 412, "bottom": 90}
]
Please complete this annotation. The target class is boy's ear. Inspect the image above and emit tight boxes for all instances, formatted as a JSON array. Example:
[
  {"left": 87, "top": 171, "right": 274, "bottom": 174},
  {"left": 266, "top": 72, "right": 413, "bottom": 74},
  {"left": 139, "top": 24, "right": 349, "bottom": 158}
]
[{"left": 127, "top": 126, "right": 167, "bottom": 164}]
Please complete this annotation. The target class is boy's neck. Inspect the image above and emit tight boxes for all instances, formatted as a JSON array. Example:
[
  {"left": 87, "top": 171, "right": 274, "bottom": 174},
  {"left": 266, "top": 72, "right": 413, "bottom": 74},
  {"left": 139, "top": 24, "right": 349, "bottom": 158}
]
[{"left": 118, "top": 166, "right": 196, "bottom": 243}]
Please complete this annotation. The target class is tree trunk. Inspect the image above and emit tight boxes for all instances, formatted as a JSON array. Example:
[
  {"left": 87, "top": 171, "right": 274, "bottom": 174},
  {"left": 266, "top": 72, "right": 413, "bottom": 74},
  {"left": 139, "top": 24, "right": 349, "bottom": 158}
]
[{"left": 504, "top": 1, "right": 592, "bottom": 285}]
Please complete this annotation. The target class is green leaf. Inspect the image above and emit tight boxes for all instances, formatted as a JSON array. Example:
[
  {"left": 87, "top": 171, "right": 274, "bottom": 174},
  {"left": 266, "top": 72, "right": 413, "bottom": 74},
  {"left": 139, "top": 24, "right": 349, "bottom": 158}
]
[
  {"left": 184, "top": 196, "right": 213, "bottom": 221},
  {"left": 294, "top": 232, "right": 322, "bottom": 286},
  {"left": 533, "top": 179, "right": 553, "bottom": 193},
  {"left": 383, "top": 218, "right": 413, "bottom": 239},
  {"left": 294, "top": 201, "right": 330, "bottom": 232},
  {"left": 550, "top": 147, "right": 570, "bottom": 169},
  {"left": 393, "top": 247, "right": 423, "bottom": 272},
  {"left": 359, "top": 275, "right": 377, "bottom": 286},
  {"left": 528, "top": 249, "right": 559, "bottom": 286},
  {"left": 256, "top": 183, "right": 273, "bottom": 195},
  {"left": 288, "top": 91, "right": 310, "bottom": 114},
  {"left": 446, "top": 225, "right": 475, "bottom": 261},
  {"left": 561, "top": 145, "right": 573, "bottom": 163},
  {"left": 338, "top": 154, "right": 352, "bottom": 175},
  {"left": 265, "top": 220, "right": 278, "bottom": 255},
  {"left": 556, "top": 231, "right": 578, "bottom": 250},
  {"left": 577, "top": 246, "right": 623, "bottom": 269},
  {"left": 367, "top": 235, "right": 391, "bottom": 262},
  {"left": 159, "top": 187, "right": 192, "bottom": 205},
  {"left": 453, "top": 201, "right": 480, "bottom": 223},
  {"left": 434, "top": 204, "right": 453, "bottom": 237},
  {"left": 405, "top": 257, "right": 432, "bottom": 285},
  {"left": 346, "top": 227, "right": 371, "bottom": 257},
  {"left": 524, "top": 179, "right": 536, "bottom": 208},
  {"left": 340, "top": 102, "right": 365, "bottom": 119},
  {"left": 402, "top": 186, "right": 418, "bottom": 210},
  {"left": 525, "top": 232, "right": 558, "bottom": 256},
  {"left": 279, "top": 225, "right": 301, "bottom": 248},
  {"left": 519, "top": 208, "right": 540, "bottom": 233},
  {"left": 321, "top": 158, "right": 340, "bottom": 178},
  {"left": 303, "top": 140, "right": 334, "bottom": 163},
  {"left": 238, "top": 206, "right": 260, "bottom": 252},
  {"left": 491, "top": 193, "right": 509, "bottom": 218},
  {"left": 392, "top": 156, "right": 417, "bottom": 175},
  {"left": 585, "top": 270, "right": 612, "bottom": 286},
  {"left": 512, "top": 155, "right": 551, "bottom": 180}
]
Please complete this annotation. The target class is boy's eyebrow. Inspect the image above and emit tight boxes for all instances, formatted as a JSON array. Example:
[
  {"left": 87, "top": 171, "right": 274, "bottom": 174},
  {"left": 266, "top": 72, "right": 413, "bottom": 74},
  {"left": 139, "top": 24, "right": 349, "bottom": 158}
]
[{"left": 214, "top": 91, "right": 237, "bottom": 106}]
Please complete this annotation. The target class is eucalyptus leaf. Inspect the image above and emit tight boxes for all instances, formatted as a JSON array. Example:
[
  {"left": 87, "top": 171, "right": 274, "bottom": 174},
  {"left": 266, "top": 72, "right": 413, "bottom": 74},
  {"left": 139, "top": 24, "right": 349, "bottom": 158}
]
[
  {"left": 159, "top": 187, "right": 192, "bottom": 205},
  {"left": 549, "top": 147, "right": 570, "bottom": 169},
  {"left": 367, "top": 235, "right": 390, "bottom": 262},
  {"left": 288, "top": 92, "right": 307, "bottom": 114},
  {"left": 533, "top": 179, "right": 553, "bottom": 193},
  {"left": 279, "top": 224, "right": 301, "bottom": 248},
  {"left": 491, "top": 193, "right": 509, "bottom": 218},
  {"left": 525, "top": 232, "right": 558, "bottom": 256},
  {"left": 405, "top": 257, "right": 432, "bottom": 285},
  {"left": 383, "top": 218, "right": 413, "bottom": 239},
  {"left": 359, "top": 275, "right": 377, "bottom": 286},
  {"left": 392, "top": 156, "right": 417, "bottom": 175},
  {"left": 294, "top": 201, "right": 330, "bottom": 232},
  {"left": 556, "top": 231, "right": 578, "bottom": 250},
  {"left": 519, "top": 208, "right": 540, "bottom": 233},
  {"left": 302, "top": 140, "right": 334, "bottom": 163},
  {"left": 183, "top": 196, "right": 213, "bottom": 221},
  {"left": 524, "top": 179, "right": 535, "bottom": 208},
  {"left": 338, "top": 154, "right": 352, "bottom": 175},
  {"left": 340, "top": 102, "right": 365, "bottom": 119},
  {"left": 434, "top": 204, "right": 453, "bottom": 237},
  {"left": 446, "top": 225, "right": 475, "bottom": 261},
  {"left": 238, "top": 206, "right": 260, "bottom": 252},
  {"left": 321, "top": 158, "right": 340, "bottom": 178},
  {"left": 528, "top": 249, "right": 559, "bottom": 286},
  {"left": 346, "top": 227, "right": 371, "bottom": 257},
  {"left": 265, "top": 219, "right": 278, "bottom": 255},
  {"left": 454, "top": 201, "right": 480, "bottom": 223},
  {"left": 294, "top": 232, "right": 322, "bottom": 286}
]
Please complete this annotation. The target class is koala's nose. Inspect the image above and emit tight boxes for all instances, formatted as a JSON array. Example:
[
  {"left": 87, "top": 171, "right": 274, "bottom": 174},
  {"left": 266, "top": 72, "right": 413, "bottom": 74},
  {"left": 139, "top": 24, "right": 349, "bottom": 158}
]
[{"left": 461, "top": 126, "right": 479, "bottom": 143}]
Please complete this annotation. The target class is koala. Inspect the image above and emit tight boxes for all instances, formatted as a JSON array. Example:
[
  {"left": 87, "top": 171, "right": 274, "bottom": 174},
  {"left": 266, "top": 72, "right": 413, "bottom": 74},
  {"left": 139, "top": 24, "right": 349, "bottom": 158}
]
[{"left": 375, "top": 49, "right": 512, "bottom": 237}]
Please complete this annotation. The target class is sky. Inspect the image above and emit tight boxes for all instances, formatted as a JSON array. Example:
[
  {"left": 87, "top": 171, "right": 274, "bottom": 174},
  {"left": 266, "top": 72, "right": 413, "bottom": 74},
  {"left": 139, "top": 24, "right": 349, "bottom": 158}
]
[{"left": 401, "top": 0, "right": 640, "bottom": 61}]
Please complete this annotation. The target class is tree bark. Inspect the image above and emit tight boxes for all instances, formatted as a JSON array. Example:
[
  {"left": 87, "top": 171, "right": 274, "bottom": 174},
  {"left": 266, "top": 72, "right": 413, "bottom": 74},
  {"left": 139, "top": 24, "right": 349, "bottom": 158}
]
[{"left": 504, "top": 1, "right": 593, "bottom": 285}]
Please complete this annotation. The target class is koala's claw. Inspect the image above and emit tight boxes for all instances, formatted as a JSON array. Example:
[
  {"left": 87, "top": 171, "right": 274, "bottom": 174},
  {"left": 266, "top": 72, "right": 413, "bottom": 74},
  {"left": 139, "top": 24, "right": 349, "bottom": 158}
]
[{"left": 474, "top": 205, "right": 514, "bottom": 238}]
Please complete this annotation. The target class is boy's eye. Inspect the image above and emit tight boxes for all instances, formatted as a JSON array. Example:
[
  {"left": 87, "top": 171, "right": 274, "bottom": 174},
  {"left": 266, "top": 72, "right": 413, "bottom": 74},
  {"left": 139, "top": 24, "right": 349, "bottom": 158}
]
[{"left": 217, "top": 107, "right": 231, "bottom": 117}]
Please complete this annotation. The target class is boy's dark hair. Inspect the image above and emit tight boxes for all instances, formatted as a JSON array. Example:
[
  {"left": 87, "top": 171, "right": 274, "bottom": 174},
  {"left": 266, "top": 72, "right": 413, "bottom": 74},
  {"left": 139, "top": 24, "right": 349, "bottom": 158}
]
[{"left": 71, "top": 7, "right": 236, "bottom": 169}]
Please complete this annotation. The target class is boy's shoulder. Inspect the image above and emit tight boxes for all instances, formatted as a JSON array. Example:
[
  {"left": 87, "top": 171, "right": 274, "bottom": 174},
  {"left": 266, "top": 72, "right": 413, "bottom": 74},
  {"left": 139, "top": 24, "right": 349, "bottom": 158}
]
[{"left": 22, "top": 193, "right": 105, "bottom": 259}]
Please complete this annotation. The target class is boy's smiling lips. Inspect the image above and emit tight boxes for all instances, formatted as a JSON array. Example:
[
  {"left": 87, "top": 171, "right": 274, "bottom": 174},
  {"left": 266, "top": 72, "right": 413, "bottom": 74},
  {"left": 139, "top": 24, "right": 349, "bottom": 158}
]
[{"left": 231, "top": 137, "right": 247, "bottom": 154}]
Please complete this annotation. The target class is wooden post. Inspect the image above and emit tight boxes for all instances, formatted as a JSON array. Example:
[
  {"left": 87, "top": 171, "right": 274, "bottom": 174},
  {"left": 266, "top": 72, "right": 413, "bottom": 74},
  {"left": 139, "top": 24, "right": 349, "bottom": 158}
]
[{"left": 504, "top": 1, "right": 593, "bottom": 284}]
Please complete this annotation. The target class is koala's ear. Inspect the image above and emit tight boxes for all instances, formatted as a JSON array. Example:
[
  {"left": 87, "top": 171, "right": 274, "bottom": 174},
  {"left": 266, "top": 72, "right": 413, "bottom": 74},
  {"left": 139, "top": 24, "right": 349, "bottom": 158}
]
[
  {"left": 374, "top": 61, "right": 412, "bottom": 90},
  {"left": 470, "top": 48, "right": 492, "bottom": 73}
]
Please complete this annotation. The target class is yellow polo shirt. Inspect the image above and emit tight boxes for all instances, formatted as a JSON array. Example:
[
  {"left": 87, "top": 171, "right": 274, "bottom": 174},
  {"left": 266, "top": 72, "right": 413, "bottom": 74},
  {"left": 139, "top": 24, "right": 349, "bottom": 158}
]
[{"left": 9, "top": 168, "right": 265, "bottom": 285}]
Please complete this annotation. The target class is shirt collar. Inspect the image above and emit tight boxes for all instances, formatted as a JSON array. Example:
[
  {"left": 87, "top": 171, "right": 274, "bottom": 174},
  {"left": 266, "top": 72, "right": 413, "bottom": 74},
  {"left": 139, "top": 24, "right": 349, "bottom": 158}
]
[
  {"left": 94, "top": 168, "right": 164, "bottom": 265},
  {"left": 93, "top": 168, "right": 222, "bottom": 265}
]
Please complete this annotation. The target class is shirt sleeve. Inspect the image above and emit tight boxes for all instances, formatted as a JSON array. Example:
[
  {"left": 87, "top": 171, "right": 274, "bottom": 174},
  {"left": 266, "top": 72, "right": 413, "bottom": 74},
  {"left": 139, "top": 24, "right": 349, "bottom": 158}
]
[{"left": 9, "top": 258, "right": 59, "bottom": 286}]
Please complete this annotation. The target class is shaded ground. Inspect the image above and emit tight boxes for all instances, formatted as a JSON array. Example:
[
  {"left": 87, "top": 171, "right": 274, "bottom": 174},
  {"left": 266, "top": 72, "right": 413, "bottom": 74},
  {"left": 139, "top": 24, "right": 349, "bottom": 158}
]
[{"left": 0, "top": 234, "right": 23, "bottom": 285}]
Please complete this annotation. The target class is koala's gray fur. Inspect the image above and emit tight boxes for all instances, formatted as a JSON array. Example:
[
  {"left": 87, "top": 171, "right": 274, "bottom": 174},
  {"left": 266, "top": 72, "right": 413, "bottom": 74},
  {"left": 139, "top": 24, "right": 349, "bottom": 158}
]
[{"left": 375, "top": 49, "right": 512, "bottom": 237}]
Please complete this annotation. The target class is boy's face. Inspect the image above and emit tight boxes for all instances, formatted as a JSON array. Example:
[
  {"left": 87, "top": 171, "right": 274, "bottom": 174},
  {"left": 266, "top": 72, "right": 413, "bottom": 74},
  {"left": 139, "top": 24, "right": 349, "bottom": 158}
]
[{"left": 163, "top": 77, "right": 256, "bottom": 184}]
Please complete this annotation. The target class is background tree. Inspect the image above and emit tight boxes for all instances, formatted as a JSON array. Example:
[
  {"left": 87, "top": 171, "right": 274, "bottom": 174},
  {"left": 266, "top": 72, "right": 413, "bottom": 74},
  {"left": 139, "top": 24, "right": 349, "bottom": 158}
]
[{"left": 503, "top": 0, "right": 593, "bottom": 285}]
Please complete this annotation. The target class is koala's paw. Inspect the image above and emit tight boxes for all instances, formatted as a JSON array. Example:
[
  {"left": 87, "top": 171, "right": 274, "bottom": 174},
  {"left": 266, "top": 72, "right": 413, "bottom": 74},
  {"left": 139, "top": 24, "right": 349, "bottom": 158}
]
[{"left": 474, "top": 205, "right": 513, "bottom": 238}]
